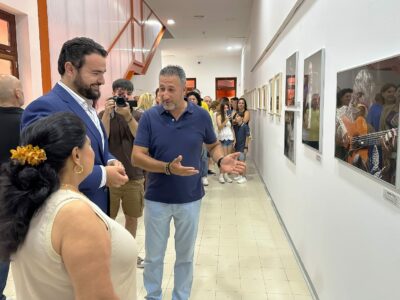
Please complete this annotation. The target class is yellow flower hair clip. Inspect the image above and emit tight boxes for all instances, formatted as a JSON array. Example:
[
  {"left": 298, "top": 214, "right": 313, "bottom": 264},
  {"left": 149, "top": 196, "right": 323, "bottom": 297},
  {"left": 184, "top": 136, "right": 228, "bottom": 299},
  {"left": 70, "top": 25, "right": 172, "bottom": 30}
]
[{"left": 10, "top": 145, "right": 47, "bottom": 166}]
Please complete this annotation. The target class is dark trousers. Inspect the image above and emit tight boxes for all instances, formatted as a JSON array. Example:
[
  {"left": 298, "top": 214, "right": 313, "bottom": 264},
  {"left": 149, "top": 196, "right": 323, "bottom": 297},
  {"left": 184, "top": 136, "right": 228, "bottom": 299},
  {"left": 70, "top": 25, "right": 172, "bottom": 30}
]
[{"left": 0, "top": 261, "right": 9, "bottom": 300}]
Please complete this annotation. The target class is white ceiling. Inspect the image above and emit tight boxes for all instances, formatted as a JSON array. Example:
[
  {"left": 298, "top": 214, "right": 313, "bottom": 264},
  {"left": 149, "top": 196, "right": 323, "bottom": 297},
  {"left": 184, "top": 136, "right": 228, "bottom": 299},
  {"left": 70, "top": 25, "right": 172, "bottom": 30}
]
[{"left": 145, "top": 0, "right": 253, "bottom": 58}]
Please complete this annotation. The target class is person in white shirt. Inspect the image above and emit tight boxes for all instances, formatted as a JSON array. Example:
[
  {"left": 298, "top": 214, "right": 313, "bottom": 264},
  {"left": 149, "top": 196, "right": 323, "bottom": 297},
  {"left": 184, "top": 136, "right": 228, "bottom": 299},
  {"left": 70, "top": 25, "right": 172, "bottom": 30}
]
[{"left": 216, "top": 97, "right": 235, "bottom": 183}]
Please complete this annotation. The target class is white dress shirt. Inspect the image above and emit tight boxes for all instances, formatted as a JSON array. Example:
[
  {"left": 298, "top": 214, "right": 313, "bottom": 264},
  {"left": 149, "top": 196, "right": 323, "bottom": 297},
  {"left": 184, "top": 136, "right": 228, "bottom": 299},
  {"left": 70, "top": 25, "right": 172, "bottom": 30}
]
[{"left": 57, "top": 81, "right": 107, "bottom": 188}]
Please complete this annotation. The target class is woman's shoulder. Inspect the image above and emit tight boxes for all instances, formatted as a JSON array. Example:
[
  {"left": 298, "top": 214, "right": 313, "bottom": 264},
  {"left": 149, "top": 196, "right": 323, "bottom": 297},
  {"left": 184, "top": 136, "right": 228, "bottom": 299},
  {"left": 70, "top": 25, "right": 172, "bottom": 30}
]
[
  {"left": 50, "top": 190, "right": 94, "bottom": 215},
  {"left": 57, "top": 198, "right": 96, "bottom": 220},
  {"left": 52, "top": 190, "right": 107, "bottom": 231}
]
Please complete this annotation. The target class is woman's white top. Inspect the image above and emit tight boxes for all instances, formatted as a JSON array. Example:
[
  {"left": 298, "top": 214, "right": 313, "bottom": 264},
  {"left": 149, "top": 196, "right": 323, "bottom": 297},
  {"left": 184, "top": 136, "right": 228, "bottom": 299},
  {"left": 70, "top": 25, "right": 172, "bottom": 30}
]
[
  {"left": 11, "top": 189, "right": 137, "bottom": 300},
  {"left": 218, "top": 117, "right": 234, "bottom": 141}
]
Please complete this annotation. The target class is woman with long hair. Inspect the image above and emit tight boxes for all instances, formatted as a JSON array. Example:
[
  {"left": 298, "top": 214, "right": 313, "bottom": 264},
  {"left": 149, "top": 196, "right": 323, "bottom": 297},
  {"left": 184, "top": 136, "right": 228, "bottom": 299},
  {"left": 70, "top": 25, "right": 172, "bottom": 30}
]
[
  {"left": 237, "top": 97, "right": 250, "bottom": 124},
  {"left": 0, "top": 112, "right": 137, "bottom": 300},
  {"left": 216, "top": 97, "right": 235, "bottom": 183},
  {"left": 137, "top": 92, "right": 155, "bottom": 112}
]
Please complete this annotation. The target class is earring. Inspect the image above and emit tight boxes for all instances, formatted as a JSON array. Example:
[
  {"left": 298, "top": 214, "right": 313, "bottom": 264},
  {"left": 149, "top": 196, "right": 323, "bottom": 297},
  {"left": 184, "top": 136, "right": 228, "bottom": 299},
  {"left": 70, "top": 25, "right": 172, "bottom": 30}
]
[{"left": 74, "top": 164, "right": 84, "bottom": 174}]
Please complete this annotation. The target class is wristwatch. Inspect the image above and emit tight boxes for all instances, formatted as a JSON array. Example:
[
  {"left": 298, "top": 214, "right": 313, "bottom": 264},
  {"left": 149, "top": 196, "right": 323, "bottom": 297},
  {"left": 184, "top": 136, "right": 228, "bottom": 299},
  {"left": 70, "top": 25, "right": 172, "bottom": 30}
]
[{"left": 217, "top": 156, "right": 224, "bottom": 168}]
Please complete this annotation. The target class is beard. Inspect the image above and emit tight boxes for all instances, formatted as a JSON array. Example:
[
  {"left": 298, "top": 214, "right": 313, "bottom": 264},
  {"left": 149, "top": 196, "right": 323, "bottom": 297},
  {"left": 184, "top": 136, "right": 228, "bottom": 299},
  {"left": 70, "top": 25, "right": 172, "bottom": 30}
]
[
  {"left": 162, "top": 101, "right": 176, "bottom": 111},
  {"left": 73, "top": 74, "right": 101, "bottom": 101}
]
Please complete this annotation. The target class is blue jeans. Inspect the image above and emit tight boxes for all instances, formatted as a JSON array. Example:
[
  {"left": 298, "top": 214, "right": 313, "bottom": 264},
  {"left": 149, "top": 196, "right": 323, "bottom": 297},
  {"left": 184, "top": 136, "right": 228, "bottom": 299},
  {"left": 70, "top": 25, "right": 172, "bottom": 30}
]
[
  {"left": 220, "top": 139, "right": 233, "bottom": 146},
  {"left": 144, "top": 199, "right": 201, "bottom": 300},
  {"left": 201, "top": 145, "right": 208, "bottom": 178},
  {"left": 0, "top": 261, "right": 9, "bottom": 300}
]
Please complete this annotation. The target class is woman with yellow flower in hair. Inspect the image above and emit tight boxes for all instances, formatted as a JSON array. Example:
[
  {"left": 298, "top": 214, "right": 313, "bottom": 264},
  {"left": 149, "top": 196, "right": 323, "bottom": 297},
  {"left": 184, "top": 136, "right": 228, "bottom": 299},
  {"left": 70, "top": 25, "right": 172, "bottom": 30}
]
[{"left": 0, "top": 112, "right": 137, "bottom": 300}]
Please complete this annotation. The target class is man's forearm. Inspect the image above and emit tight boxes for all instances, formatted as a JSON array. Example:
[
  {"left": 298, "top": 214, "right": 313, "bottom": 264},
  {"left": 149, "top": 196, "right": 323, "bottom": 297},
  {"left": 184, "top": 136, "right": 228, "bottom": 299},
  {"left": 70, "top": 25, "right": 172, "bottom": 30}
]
[
  {"left": 126, "top": 117, "right": 138, "bottom": 137},
  {"left": 207, "top": 142, "right": 224, "bottom": 163},
  {"left": 132, "top": 147, "right": 167, "bottom": 173}
]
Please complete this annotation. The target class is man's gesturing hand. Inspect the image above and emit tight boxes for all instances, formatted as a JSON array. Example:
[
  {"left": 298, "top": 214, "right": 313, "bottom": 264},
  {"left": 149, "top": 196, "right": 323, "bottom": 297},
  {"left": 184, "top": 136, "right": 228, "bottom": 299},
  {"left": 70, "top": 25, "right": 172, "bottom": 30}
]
[
  {"left": 168, "top": 155, "right": 199, "bottom": 176},
  {"left": 220, "top": 152, "right": 246, "bottom": 174}
]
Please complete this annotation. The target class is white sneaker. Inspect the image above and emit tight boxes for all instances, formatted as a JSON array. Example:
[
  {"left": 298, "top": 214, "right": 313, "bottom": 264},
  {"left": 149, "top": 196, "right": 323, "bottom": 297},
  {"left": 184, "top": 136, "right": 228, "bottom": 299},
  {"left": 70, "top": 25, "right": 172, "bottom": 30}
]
[
  {"left": 223, "top": 173, "right": 233, "bottom": 183},
  {"left": 137, "top": 256, "right": 145, "bottom": 268},
  {"left": 237, "top": 176, "right": 247, "bottom": 184},
  {"left": 219, "top": 174, "right": 225, "bottom": 183},
  {"left": 233, "top": 175, "right": 241, "bottom": 181},
  {"left": 202, "top": 177, "right": 209, "bottom": 186}
]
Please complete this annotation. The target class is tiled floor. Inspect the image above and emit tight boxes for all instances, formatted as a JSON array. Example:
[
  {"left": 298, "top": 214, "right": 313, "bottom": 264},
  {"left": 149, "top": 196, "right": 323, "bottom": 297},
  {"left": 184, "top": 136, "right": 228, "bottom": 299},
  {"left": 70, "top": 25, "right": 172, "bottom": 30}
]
[{"left": 4, "top": 161, "right": 313, "bottom": 300}]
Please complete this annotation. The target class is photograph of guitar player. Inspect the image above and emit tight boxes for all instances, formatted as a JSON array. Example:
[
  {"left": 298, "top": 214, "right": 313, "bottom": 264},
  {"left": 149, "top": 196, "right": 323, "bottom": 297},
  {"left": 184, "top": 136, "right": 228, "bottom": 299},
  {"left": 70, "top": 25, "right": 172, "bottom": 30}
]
[{"left": 335, "top": 83, "right": 399, "bottom": 185}]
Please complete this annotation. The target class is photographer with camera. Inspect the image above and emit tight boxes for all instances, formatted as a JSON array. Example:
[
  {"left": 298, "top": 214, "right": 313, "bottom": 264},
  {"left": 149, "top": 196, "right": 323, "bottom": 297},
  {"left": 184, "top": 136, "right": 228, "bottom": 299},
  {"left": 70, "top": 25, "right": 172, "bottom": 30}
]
[
  {"left": 99, "top": 79, "right": 145, "bottom": 268},
  {"left": 101, "top": 80, "right": 138, "bottom": 137}
]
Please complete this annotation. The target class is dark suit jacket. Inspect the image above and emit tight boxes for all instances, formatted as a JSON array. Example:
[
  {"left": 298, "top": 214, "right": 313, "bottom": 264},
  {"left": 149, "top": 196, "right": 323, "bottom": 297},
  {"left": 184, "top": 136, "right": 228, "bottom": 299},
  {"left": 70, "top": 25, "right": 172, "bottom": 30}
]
[{"left": 21, "top": 83, "right": 113, "bottom": 214}]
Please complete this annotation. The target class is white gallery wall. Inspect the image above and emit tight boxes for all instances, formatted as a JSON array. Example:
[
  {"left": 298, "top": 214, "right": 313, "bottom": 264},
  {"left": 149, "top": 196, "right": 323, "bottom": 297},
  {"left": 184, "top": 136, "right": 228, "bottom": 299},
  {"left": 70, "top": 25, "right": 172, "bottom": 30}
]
[
  {"left": 162, "top": 53, "right": 242, "bottom": 99},
  {"left": 46, "top": 0, "right": 134, "bottom": 108},
  {"left": 244, "top": 0, "right": 400, "bottom": 299},
  {"left": 132, "top": 42, "right": 162, "bottom": 97}
]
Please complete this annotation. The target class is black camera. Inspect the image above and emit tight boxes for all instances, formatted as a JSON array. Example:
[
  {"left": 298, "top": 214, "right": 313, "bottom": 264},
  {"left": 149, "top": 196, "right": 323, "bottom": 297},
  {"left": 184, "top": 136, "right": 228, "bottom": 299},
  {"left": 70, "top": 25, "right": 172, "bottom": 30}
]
[
  {"left": 128, "top": 100, "right": 137, "bottom": 109},
  {"left": 114, "top": 96, "right": 127, "bottom": 107}
]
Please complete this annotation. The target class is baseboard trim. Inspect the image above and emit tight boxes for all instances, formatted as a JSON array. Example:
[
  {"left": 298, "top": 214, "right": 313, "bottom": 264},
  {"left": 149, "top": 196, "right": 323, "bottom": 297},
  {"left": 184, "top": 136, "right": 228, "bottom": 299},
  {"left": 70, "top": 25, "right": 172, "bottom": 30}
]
[{"left": 253, "top": 160, "right": 320, "bottom": 300}]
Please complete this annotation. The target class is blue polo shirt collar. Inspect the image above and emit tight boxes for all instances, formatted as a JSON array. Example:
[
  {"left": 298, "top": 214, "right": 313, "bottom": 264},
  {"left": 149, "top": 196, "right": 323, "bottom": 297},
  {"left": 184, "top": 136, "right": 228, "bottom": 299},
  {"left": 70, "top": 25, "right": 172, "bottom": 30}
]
[{"left": 157, "top": 101, "right": 195, "bottom": 116}]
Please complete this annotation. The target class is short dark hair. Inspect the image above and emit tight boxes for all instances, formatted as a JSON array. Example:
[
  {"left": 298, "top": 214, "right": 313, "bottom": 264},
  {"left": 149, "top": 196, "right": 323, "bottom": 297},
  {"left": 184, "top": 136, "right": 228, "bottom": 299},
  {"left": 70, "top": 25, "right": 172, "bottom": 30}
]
[
  {"left": 112, "top": 79, "right": 134, "bottom": 93},
  {"left": 155, "top": 88, "right": 160, "bottom": 96},
  {"left": 231, "top": 97, "right": 239, "bottom": 102},
  {"left": 235, "top": 111, "right": 245, "bottom": 118},
  {"left": 58, "top": 37, "right": 107, "bottom": 75},
  {"left": 0, "top": 112, "right": 86, "bottom": 260},
  {"left": 159, "top": 65, "right": 186, "bottom": 86},
  {"left": 186, "top": 91, "right": 202, "bottom": 106},
  {"left": 336, "top": 88, "right": 353, "bottom": 106}
]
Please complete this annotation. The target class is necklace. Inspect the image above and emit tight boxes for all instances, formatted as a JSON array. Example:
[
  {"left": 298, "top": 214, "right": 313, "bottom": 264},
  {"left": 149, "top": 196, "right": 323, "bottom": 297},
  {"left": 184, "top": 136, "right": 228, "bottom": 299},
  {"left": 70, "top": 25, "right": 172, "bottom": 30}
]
[{"left": 60, "top": 183, "right": 81, "bottom": 194}]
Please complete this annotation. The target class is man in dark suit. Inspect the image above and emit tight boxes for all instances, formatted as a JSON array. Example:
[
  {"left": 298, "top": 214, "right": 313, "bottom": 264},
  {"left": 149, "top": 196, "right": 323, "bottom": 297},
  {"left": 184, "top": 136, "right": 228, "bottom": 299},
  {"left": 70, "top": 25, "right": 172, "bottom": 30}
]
[
  {"left": 21, "top": 37, "right": 128, "bottom": 214},
  {"left": 0, "top": 74, "right": 25, "bottom": 300}
]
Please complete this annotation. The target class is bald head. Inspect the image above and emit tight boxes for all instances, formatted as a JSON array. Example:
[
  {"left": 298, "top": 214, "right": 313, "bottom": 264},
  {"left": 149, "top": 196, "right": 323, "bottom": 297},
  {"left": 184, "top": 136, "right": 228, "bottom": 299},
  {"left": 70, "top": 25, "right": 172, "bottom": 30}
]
[{"left": 0, "top": 74, "right": 24, "bottom": 107}]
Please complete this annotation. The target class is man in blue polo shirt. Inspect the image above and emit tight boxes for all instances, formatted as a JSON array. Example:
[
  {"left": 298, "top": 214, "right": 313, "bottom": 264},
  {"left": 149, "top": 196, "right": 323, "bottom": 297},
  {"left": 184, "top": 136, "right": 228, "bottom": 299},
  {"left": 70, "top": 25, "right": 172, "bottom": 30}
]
[{"left": 132, "top": 65, "right": 246, "bottom": 300}]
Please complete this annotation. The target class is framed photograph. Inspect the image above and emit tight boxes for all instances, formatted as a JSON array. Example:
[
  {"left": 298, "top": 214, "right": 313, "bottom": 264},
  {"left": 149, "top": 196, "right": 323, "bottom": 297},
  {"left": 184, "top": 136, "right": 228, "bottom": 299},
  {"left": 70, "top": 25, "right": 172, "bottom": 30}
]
[
  {"left": 253, "top": 88, "right": 257, "bottom": 110},
  {"left": 247, "top": 89, "right": 252, "bottom": 109},
  {"left": 262, "top": 84, "right": 268, "bottom": 110},
  {"left": 284, "top": 111, "right": 296, "bottom": 163},
  {"left": 274, "top": 73, "right": 283, "bottom": 116},
  {"left": 268, "top": 78, "right": 275, "bottom": 114},
  {"left": 254, "top": 88, "right": 260, "bottom": 109},
  {"left": 286, "top": 52, "right": 298, "bottom": 107},
  {"left": 258, "top": 87, "right": 264, "bottom": 110},
  {"left": 302, "top": 49, "right": 325, "bottom": 153},
  {"left": 336, "top": 54, "right": 400, "bottom": 187},
  {"left": 250, "top": 88, "right": 256, "bottom": 110}
]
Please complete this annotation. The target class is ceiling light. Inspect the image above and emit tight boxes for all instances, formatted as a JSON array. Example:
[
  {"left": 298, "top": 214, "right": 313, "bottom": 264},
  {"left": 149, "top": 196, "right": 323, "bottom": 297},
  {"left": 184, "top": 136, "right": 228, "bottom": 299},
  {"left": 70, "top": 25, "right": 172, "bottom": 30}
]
[
  {"left": 144, "top": 20, "right": 161, "bottom": 26},
  {"left": 167, "top": 19, "right": 175, "bottom": 25},
  {"left": 226, "top": 45, "right": 242, "bottom": 51}
]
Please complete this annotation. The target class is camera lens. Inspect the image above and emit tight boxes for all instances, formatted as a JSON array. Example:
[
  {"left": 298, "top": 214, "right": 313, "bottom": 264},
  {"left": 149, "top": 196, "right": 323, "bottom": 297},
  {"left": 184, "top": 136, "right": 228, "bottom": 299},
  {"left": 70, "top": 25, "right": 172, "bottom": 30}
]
[{"left": 115, "top": 96, "right": 127, "bottom": 107}]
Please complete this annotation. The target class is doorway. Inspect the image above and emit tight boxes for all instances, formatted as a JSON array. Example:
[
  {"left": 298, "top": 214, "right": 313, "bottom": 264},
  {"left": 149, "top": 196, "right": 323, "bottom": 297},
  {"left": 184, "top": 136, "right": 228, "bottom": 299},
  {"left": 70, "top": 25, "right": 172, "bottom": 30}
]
[
  {"left": 215, "top": 77, "right": 236, "bottom": 100},
  {"left": 0, "top": 9, "right": 18, "bottom": 77}
]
